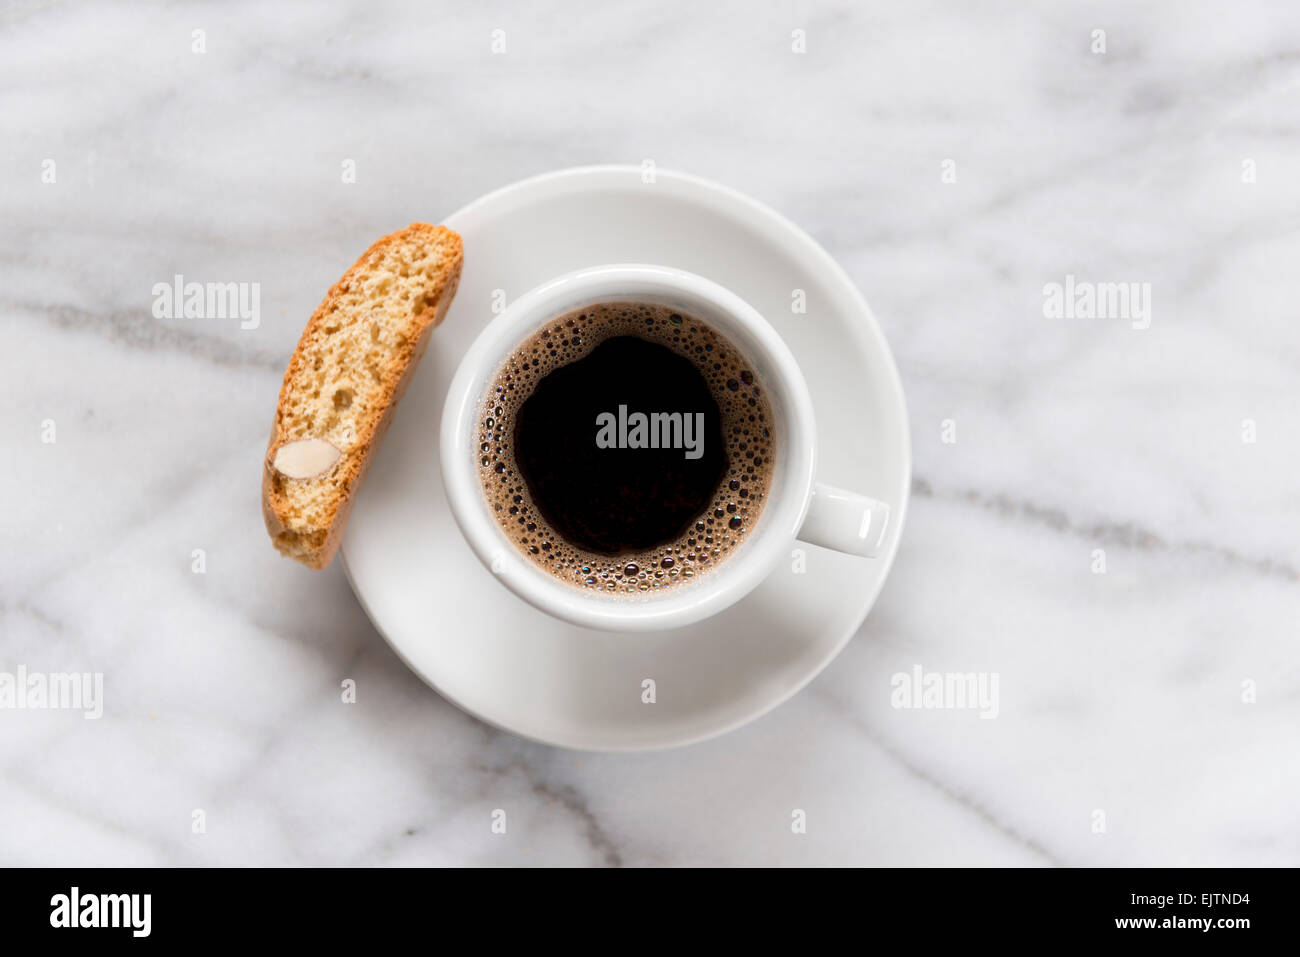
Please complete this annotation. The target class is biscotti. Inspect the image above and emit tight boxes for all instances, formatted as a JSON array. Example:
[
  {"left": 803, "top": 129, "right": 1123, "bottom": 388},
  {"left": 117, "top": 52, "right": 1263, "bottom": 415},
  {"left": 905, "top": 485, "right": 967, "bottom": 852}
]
[{"left": 263, "top": 223, "right": 463, "bottom": 568}]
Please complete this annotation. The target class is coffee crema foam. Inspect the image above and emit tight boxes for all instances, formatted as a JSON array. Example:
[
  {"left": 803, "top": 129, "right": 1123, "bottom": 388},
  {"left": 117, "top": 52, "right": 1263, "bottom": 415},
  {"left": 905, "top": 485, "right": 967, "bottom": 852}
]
[{"left": 477, "top": 302, "right": 775, "bottom": 595}]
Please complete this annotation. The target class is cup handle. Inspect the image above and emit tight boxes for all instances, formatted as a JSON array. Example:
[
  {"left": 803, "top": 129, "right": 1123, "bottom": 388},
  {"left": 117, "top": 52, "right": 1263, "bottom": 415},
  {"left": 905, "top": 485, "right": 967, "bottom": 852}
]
[{"left": 797, "top": 482, "right": 891, "bottom": 558}]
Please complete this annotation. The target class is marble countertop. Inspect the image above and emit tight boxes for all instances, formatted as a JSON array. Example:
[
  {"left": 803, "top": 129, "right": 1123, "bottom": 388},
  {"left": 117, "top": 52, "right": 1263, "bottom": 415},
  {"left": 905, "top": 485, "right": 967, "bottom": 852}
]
[{"left": 3, "top": 0, "right": 1298, "bottom": 866}]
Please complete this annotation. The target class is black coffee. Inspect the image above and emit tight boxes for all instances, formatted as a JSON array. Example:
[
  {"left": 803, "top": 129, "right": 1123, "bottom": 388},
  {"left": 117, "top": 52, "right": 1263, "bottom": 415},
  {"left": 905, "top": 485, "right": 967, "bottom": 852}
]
[
  {"left": 515, "top": 336, "right": 727, "bottom": 553},
  {"left": 478, "top": 302, "right": 775, "bottom": 594}
]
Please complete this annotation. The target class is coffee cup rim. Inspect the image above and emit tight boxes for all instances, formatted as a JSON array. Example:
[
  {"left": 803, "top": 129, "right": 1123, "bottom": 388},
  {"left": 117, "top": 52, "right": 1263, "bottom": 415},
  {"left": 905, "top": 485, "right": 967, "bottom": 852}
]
[{"left": 439, "top": 263, "right": 817, "bottom": 632}]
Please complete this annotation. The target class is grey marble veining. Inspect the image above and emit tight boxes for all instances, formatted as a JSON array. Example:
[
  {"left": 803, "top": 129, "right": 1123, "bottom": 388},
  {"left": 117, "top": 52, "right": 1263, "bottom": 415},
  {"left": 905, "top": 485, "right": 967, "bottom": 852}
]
[{"left": 1, "top": 0, "right": 1298, "bottom": 866}]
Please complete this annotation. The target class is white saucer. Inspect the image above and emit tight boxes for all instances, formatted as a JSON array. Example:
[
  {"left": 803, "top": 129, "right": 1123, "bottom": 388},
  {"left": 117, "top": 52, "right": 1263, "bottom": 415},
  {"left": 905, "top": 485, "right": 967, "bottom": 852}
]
[{"left": 342, "top": 166, "right": 911, "bottom": 751}]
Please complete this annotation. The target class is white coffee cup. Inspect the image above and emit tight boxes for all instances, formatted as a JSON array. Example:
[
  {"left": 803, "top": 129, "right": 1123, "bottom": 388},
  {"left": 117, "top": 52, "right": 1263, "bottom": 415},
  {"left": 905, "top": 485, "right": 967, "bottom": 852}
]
[{"left": 440, "top": 264, "right": 891, "bottom": 632}]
